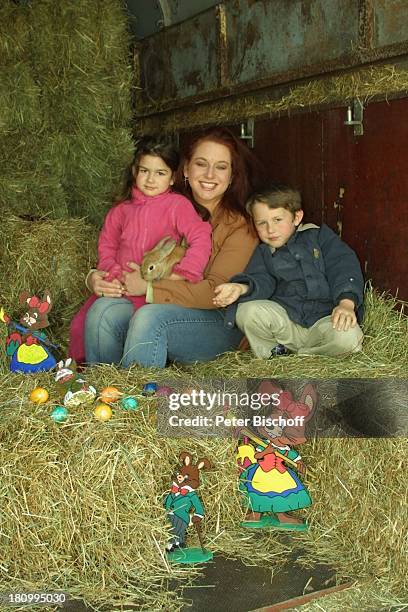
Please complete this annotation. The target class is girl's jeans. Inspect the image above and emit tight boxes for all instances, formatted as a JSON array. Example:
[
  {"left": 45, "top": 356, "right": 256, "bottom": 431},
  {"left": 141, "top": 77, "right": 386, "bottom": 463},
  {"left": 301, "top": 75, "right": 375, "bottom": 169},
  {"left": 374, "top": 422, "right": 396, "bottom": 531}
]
[{"left": 84, "top": 298, "right": 243, "bottom": 368}]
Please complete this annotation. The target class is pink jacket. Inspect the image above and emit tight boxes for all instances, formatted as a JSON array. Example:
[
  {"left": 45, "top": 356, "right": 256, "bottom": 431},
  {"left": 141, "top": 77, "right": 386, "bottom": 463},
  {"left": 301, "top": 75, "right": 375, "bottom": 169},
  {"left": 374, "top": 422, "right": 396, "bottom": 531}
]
[
  {"left": 68, "top": 187, "right": 211, "bottom": 363},
  {"left": 98, "top": 186, "right": 212, "bottom": 283}
]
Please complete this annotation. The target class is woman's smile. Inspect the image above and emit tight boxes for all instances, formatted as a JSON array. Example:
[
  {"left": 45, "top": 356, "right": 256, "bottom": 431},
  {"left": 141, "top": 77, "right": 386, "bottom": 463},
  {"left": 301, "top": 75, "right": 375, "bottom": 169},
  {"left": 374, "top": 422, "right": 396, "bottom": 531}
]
[{"left": 185, "top": 140, "right": 232, "bottom": 211}]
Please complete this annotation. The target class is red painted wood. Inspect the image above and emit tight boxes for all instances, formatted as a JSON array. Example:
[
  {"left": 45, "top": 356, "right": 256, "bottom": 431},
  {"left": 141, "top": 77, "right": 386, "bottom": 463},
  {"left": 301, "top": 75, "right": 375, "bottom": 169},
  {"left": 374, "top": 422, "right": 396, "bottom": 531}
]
[
  {"left": 252, "top": 98, "right": 408, "bottom": 299},
  {"left": 323, "top": 98, "right": 408, "bottom": 300},
  {"left": 254, "top": 113, "right": 324, "bottom": 226}
]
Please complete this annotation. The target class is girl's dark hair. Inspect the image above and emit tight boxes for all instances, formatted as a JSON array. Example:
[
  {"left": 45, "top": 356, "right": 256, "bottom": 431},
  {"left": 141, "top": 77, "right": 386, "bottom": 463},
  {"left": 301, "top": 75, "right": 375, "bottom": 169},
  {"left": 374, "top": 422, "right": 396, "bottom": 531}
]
[
  {"left": 173, "top": 127, "right": 265, "bottom": 221},
  {"left": 115, "top": 135, "right": 179, "bottom": 202}
]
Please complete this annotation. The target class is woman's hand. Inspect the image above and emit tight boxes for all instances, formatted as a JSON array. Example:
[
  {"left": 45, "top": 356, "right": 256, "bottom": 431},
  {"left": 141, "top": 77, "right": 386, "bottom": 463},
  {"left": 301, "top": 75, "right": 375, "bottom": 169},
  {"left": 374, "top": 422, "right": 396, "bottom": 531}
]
[
  {"left": 89, "top": 270, "right": 124, "bottom": 298},
  {"left": 213, "top": 282, "right": 249, "bottom": 307},
  {"left": 122, "top": 262, "right": 148, "bottom": 296}
]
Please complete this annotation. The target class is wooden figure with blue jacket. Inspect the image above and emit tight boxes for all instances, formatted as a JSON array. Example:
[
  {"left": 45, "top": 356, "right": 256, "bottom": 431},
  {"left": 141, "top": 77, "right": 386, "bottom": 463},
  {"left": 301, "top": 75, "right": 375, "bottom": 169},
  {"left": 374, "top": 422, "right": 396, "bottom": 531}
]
[
  {"left": 213, "top": 184, "right": 364, "bottom": 358},
  {"left": 164, "top": 451, "right": 212, "bottom": 561}
]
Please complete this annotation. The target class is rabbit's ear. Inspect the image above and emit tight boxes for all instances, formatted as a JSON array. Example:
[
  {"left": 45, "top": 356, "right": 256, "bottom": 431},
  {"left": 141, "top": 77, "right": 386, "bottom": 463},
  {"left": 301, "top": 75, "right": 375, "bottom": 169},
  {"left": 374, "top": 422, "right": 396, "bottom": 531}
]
[
  {"left": 299, "top": 384, "right": 317, "bottom": 417},
  {"left": 150, "top": 236, "right": 172, "bottom": 252},
  {"left": 155, "top": 237, "right": 177, "bottom": 259},
  {"left": 197, "top": 458, "right": 211, "bottom": 471},
  {"left": 180, "top": 451, "right": 192, "bottom": 466}
]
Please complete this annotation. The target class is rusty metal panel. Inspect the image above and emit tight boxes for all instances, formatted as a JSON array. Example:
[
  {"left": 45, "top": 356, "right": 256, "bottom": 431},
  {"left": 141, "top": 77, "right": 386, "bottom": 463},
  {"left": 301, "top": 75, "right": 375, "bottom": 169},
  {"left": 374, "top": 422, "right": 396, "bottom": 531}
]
[
  {"left": 226, "top": 0, "right": 360, "bottom": 85},
  {"left": 372, "top": 0, "right": 408, "bottom": 46},
  {"left": 139, "top": 8, "right": 219, "bottom": 105}
]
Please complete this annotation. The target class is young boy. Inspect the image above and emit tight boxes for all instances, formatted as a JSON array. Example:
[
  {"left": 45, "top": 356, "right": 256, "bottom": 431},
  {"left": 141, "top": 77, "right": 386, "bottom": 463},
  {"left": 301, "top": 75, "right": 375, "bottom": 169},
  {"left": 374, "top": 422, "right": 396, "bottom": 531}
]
[{"left": 213, "top": 185, "right": 364, "bottom": 358}]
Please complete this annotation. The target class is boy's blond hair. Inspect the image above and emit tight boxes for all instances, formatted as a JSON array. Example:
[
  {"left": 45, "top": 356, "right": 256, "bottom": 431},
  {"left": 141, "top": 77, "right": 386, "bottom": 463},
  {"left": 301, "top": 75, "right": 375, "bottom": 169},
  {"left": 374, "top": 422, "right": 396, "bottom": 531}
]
[{"left": 246, "top": 184, "right": 302, "bottom": 217}]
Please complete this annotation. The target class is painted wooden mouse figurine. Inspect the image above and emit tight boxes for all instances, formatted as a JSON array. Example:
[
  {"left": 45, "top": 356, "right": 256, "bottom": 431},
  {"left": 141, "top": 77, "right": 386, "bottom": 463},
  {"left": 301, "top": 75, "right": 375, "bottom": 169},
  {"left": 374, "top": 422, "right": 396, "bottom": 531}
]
[
  {"left": 1, "top": 290, "right": 57, "bottom": 373},
  {"left": 238, "top": 382, "right": 316, "bottom": 530},
  {"left": 164, "top": 451, "right": 211, "bottom": 553}
]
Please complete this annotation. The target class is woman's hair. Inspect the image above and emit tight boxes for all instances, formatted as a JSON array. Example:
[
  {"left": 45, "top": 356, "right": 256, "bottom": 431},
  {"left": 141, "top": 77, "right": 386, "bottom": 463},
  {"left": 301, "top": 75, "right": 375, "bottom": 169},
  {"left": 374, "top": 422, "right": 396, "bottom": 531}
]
[
  {"left": 174, "top": 127, "right": 265, "bottom": 221},
  {"left": 115, "top": 135, "right": 179, "bottom": 202},
  {"left": 246, "top": 184, "right": 302, "bottom": 217}
]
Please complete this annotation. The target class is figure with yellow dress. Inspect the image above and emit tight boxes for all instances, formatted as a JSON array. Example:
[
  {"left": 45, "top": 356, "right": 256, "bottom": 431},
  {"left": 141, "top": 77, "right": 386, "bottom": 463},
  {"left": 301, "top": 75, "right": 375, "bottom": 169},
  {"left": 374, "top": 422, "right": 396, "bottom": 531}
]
[
  {"left": 237, "top": 382, "right": 316, "bottom": 531},
  {"left": 1, "top": 291, "right": 57, "bottom": 374}
]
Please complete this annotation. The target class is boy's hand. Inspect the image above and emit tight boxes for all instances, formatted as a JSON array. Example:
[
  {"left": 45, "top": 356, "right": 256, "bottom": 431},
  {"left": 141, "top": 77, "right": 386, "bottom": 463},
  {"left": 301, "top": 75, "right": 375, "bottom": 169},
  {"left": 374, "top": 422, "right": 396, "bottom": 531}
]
[
  {"left": 213, "top": 283, "right": 249, "bottom": 307},
  {"left": 331, "top": 299, "right": 357, "bottom": 331}
]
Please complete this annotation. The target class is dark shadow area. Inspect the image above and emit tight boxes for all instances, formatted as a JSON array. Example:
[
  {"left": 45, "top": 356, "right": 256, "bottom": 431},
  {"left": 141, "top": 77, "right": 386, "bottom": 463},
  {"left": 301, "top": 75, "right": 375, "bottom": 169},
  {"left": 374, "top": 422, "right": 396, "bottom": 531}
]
[
  {"left": 59, "top": 551, "right": 336, "bottom": 612},
  {"left": 177, "top": 552, "right": 335, "bottom": 612}
]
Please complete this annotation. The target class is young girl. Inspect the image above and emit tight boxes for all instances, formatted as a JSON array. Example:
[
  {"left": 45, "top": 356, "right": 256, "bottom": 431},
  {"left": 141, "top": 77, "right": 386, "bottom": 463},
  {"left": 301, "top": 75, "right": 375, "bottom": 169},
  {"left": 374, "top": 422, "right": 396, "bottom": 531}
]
[{"left": 69, "top": 136, "right": 212, "bottom": 363}]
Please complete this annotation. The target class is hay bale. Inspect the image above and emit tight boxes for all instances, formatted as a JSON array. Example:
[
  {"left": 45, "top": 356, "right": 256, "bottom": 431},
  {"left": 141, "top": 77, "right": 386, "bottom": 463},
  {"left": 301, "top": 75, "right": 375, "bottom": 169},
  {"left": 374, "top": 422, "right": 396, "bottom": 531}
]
[
  {"left": 0, "top": 370, "right": 197, "bottom": 610},
  {"left": 0, "top": 0, "right": 134, "bottom": 223},
  {"left": 0, "top": 3, "right": 30, "bottom": 66},
  {"left": 0, "top": 215, "right": 98, "bottom": 365},
  {"left": 0, "top": 212, "right": 406, "bottom": 609},
  {"left": 0, "top": 63, "right": 42, "bottom": 133}
]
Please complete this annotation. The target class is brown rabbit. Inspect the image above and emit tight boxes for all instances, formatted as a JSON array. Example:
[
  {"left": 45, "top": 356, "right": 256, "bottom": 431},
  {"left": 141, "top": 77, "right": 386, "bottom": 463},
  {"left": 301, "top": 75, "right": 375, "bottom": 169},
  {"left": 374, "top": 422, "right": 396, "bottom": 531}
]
[{"left": 141, "top": 236, "right": 187, "bottom": 281}]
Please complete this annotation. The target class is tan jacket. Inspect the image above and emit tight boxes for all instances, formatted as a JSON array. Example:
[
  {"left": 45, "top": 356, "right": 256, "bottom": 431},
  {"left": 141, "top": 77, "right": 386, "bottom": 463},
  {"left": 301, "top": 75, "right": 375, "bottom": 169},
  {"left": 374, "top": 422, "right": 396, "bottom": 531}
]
[{"left": 152, "top": 211, "right": 259, "bottom": 309}]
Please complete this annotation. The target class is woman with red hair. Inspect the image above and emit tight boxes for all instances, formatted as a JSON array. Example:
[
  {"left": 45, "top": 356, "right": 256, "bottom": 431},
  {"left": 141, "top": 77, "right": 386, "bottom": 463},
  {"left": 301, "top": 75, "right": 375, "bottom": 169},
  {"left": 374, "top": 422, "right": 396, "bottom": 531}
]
[{"left": 82, "top": 127, "right": 264, "bottom": 367}]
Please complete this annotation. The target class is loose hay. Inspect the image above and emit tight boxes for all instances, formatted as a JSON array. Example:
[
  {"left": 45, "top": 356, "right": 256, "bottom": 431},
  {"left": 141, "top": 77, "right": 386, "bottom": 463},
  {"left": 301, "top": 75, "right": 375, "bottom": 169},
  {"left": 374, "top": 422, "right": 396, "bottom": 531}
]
[
  {"left": 137, "top": 64, "right": 408, "bottom": 134},
  {"left": 0, "top": 360, "right": 407, "bottom": 609}
]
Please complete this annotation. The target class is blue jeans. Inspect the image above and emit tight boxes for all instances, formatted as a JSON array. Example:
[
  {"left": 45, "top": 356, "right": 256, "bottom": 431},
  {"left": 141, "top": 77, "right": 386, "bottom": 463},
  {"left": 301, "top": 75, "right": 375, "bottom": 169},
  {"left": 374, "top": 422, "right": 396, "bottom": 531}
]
[{"left": 84, "top": 298, "right": 243, "bottom": 368}]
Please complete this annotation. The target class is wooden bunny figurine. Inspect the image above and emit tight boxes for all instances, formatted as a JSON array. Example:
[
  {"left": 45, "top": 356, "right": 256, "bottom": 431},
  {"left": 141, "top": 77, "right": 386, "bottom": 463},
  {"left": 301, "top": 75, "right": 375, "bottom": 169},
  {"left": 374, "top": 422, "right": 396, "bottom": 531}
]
[
  {"left": 54, "top": 358, "right": 96, "bottom": 407},
  {"left": 141, "top": 236, "right": 187, "bottom": 281},
  {"left": 164, "top": 451, "right": 212, "bottom": 559}
]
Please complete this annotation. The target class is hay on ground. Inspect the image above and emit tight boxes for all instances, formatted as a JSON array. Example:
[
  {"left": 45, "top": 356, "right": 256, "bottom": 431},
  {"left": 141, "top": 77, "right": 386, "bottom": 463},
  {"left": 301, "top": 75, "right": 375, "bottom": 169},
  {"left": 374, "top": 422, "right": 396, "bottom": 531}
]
[
  {"left": 0, "top": 366, "right": 406, "bottom": 610},
  {"left": 0, "top": 215, "right": 407, "bottom": 609}
]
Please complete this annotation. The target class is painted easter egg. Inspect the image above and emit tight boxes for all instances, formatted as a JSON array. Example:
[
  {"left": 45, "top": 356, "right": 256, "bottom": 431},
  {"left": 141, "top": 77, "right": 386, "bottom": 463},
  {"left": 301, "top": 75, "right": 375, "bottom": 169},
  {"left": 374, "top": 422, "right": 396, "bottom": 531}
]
[
  {"left": 143, "top": 382, "right": 158, "bottom": 395},
  {"left": 100, "top": 386, "right": 121, "bottom": 403},
  {"left": 120, "top": 396, "right": 139, "bottom": 411},
  {"left": 157, "top": 386, "right": 173, "bottom": 397},
  {"left": 51, "top": 405, "right": 69, "bottom": 423},
  {"left": 29, "top": 387, "right": 49, "bottom": 404},
  {"left": 94, "top": 403, "right": 113, "bottom": 421}
]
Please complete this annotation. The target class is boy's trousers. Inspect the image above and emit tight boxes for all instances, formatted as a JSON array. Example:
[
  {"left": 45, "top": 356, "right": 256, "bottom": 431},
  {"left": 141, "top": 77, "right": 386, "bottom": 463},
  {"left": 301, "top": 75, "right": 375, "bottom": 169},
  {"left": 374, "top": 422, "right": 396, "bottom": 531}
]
[{"left": 236, "top": 300, "right": 363, "bottom": 358}]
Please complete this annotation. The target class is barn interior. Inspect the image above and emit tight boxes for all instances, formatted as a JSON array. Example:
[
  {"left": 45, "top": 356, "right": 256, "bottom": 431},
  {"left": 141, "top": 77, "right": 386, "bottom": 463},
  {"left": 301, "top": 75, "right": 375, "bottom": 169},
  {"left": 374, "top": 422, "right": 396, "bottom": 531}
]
[{"left": 0, "top": 1, "right": 407, "bottom": 611}]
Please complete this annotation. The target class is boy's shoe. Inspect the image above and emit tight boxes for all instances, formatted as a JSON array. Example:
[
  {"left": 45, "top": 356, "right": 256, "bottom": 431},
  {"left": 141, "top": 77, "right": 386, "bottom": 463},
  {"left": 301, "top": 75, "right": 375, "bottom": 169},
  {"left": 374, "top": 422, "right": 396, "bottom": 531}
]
[{"left": 269, "top": 344, "right": 289, "bottom": 358}]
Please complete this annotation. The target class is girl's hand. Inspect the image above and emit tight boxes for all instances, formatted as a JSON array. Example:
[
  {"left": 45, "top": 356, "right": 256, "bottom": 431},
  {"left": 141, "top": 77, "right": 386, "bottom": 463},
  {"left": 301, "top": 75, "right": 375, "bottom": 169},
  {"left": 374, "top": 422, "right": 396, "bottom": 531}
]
[
  {"left": 167, "top": 273, "right": 187, "bottom": 281},
  {"left": 89, "top": 270, "right": 124, "bottom": 298},
  {"left": 122, "top": 262, "right": 148, "bottom": 296},
  {"left": 213, "top": 283, "right": 249, "bottom": 307},
  {"left": 331, "top": 299, "right": 357, "bottom": 331}
]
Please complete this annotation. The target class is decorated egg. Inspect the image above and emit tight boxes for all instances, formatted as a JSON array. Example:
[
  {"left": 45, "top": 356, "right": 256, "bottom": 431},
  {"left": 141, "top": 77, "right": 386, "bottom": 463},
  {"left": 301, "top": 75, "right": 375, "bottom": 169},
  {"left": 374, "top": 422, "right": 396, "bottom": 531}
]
[
  {"left": 94, "top": 403, "right": 113, "bottom": 421},
  {"left": 51, "top": 405, "right": 69, "bottom": 423},
  {"left": 29, "top": 387, "right": 49, "bottom": 404},
  {"left": 143, "top": 382, "right": 158, "bottom": 395},
  {"left": 120, "top": 396, "right": 139, "bottom": 411},
  {"left": 100, "top": 386, "right": 121, "bottom": 403},
  {"left": 157, "top": 386, "right": 173, "bottom": 397}
]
